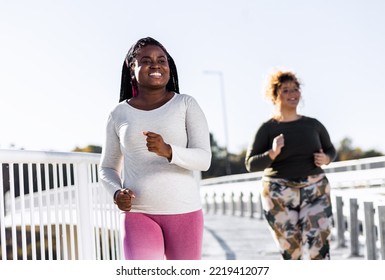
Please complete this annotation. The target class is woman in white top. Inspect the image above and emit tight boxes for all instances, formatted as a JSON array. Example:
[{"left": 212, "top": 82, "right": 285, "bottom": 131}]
[{"left": 99, "top": 37, "right": 211, "bottom": 260}]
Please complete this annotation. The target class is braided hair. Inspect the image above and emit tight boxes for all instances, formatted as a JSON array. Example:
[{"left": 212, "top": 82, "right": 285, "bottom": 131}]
[{"left": 119, "top": 37, "right": 179, "bottom": 102}]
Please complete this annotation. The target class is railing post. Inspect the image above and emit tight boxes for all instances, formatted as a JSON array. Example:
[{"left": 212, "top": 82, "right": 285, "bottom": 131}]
[
  {"left": 378, "top": 205, "right": 385, "bottom": 260},
  {"left": 0, "top": 164, "right": 6, "bottom": 260},
  {"left": 258, "top": 193, "right": 263, "bottom": 220},
  {"left": 75, "top": 162, "right": 96, "bottom": 260},
  {"left": 222, "top": 193, "right": 226, "bottom": 215},
  {"left": 363, "top": 202, "right": 377, "bottom": 260},
  {"left": 349, "top": 198, "right": 361, "bottom": 256},
  {"left": 335, "top": 196, "right": 346, "bottom": 248},
  {"left": 249, "top": 192, "right": 254, "bottom": 219},
  {"left": 213, "top": 192, "right": 217, "bottom": 214},
  {"left": 239, "top": 192, "right": 244, "bottom": 217},
  {"left": 231, "top": 192, "right": 236, "bottom": 216}
]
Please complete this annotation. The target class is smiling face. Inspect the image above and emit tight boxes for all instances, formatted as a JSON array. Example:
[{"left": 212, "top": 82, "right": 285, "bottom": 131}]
[
  {"left": 275, "top": 81, "right": 301, "bottom": 109},
  {"left": 132, "top": 45, "right": 170, "bottom": 91}
]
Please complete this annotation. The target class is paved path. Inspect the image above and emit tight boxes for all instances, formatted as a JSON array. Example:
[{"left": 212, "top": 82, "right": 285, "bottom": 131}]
[{"left": 202, "top": 213, "right": 366, "bottom": 260}]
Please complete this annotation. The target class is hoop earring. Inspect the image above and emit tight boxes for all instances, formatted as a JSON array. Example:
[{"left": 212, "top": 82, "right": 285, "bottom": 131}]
[
  {"left": 132, "top": 85, "right": 138, "bottom": 97},
  {"left": 131, "top": 76, "right": 138, "bottom": 97}
]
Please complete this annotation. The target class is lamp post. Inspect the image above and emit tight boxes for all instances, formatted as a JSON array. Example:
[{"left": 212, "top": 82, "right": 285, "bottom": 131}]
[{"left": 203, "top": 70, "right": 231, "bottom": 175}]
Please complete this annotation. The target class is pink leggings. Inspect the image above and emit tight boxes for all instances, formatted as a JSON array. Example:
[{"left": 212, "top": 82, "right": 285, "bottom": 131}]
[{"left": 121, "top": 209, "right": 203, "bottom": 260}]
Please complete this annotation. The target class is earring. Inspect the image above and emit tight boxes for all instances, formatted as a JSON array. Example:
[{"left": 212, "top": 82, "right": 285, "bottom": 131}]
[
  {"left": 131, "top": 85, "right": 138, "bottom": 97},
  {"left": 131, "top": 76, "right": 138, "bottom": 97}
]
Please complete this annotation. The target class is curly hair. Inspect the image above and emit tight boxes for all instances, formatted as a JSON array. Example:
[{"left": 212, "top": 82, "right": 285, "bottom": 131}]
[
  {"left": 264, "top": 70, "right": 301, "bottom": 104},
  {"left": 119, "top": 37, "right": 179, "bottom": 102}
]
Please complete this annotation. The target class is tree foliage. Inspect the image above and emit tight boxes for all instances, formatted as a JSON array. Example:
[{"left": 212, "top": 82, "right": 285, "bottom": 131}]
[
  {"left": 201, "top": 133, "right": 247, "bottom": 179},
  {"left": 72, "top": 145, "right": 102, "bottom": 154},
  {"left": 335, "top": 137, "right": 383, "bottom": 161}
]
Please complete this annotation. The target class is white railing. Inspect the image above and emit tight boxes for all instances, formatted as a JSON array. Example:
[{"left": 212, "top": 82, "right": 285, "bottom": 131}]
[
  {"left": 200, "top": 156, "right": 385, "bottom": 259},
  {"left": 1, "top": 150, "right": 385, "bottom": 260},
  {"left": 0, "top": 149, "right": 122, "bottom": 260},
  {"left": 200, "top": 156, "right": 385, "bottom": 203}
]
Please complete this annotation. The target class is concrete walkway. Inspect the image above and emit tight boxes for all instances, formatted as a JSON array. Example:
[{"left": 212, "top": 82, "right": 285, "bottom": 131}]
[{"left": 202, "top": 213, "right": 365, "bottom": 260}]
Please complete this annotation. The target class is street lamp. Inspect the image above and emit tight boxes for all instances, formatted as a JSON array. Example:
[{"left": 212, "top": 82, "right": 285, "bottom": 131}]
[{"left": 203, "top": 70, "right": 232, "bottom": 175}]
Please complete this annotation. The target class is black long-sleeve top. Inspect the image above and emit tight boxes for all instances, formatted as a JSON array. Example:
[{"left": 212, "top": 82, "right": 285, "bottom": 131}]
[{"left": 245, "top": 116, "right": 336, "bottom": 179}]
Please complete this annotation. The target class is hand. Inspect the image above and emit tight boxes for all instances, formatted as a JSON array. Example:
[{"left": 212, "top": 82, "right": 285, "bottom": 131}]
[
  {"left": 314, "top": 149, "right": 330, "bottom": 167},
  {"left": 114, "top": 189, "right": 135, "bottom": 211},
  {"left": 143, "top": 131, "right": 172, "bottom": 160},
  {"left": 269, "top": 134, "right": 284, "bottom": 160}
]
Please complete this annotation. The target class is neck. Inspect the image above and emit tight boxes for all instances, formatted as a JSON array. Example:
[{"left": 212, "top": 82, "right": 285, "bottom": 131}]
[
  {"left": 273, "top": 108, "right": 300, "bottom": 122},
  {"left": 136, "top": 88, "right": 169, "bottom": 102},
  {"left": 128, "top": 88, "right": 173, "bottom": 111}
]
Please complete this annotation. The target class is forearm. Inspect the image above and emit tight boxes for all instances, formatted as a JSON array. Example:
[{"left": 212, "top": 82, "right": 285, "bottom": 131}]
[
  {"left": 245, "top": 151, "right": 273, "bottom": 172},
  {"left": 99, "top": 114, "right": 123, "bottom": 198},
  {"left": 99, "top": 166, "right": 122, "bottom": 198},
  {"left": 324, "top": 146, "right": 336, "bottom": 163},
  {"left": 169, "top": 145, "right": 211, "bottom": 171}
]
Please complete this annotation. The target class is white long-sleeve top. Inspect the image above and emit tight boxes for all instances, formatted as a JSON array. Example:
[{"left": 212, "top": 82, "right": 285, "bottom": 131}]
[{"left": 99, "top": 93, "right": 211, "bottom": 214}]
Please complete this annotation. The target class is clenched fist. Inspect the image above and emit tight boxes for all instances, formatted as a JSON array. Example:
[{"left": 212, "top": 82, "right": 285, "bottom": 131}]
[
  {"left": 269, "top": 133, "right": 285, "bottom": 160},
  {"left": 143, "top": 131, "right": 172, "bottom": 160},
  {"left": 114, "top": 189, "right": 135, "bottom": 211}
]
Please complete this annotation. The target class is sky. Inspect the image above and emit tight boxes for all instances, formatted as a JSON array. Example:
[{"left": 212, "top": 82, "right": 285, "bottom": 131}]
[{"left": 1, "top": 0, "right": 385, "bottom": 155}]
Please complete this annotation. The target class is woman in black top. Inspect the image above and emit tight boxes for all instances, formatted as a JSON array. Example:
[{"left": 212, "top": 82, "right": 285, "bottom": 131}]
[{"left": 245, "top": 70, "right": 336, "bottom": 260}]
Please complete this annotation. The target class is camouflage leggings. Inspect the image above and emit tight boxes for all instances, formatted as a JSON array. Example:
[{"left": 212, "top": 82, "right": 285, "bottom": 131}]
[{"left": 261, "top": 174, "right": 332, "bottom": 260}]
